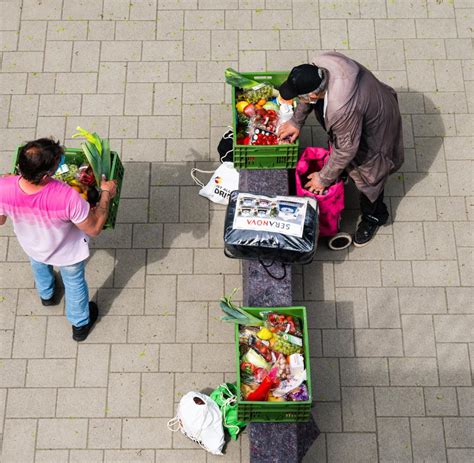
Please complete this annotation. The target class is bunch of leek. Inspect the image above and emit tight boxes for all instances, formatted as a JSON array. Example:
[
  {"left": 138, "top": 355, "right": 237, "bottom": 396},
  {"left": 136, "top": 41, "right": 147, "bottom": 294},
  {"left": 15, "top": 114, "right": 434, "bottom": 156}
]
[
  {"left": 71, "top": 127, "right": 111, "bottom": 186},
  {"left": 220, "top": 289, "right": 263, "bottom": 326}
]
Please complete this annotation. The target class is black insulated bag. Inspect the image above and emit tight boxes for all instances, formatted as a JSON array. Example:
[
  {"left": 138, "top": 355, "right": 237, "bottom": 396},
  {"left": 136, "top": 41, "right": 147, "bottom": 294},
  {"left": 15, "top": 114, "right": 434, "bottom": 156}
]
[{"left": 224, "top": 191, "right": 319, "bottom": 265}]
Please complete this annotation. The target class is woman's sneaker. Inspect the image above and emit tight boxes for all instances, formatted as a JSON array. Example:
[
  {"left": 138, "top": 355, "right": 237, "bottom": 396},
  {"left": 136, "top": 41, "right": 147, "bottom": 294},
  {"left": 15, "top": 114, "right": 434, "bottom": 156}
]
[
  {"left": 72, "top": 302, "right": 99, "bottom": 342},
  {"left": 353, "top": 217, "right": 381, "bottom": 247}
]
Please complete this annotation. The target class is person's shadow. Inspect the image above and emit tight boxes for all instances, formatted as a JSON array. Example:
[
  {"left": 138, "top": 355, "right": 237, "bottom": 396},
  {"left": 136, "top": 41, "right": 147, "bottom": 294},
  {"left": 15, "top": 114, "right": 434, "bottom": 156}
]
[{"left": 86, "top": 155, "right": 214, "bottom": 323}]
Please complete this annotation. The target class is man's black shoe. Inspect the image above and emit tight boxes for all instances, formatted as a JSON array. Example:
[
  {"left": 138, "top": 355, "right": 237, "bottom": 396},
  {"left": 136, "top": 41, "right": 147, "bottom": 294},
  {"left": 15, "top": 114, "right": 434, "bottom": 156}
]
[
  {"left": 41, "top": 291, "right": 59, "bottom": 306},
  {"left": 353, "top": 218, "right": 380, "bottom": 247},
  {"left": 72, "top": 302, "right": 99, "bottom": 342}
]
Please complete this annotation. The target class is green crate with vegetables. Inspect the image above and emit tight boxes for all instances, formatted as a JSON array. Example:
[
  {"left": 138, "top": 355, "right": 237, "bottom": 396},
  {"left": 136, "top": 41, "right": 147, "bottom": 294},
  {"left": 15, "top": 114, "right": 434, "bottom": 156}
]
[
  {"left": 12, "top": 128, "right": 124, "bottom": 230},
  {"left": 226, "top": 69, "right": 300, "bottom": 170},
  {"left": 221, "top": 295, "right": 312, "bottom": 422}
]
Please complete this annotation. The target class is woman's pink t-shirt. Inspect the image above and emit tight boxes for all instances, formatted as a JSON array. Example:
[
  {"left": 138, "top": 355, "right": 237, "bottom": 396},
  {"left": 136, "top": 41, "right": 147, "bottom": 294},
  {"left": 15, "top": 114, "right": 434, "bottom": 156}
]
[{"left": 0, "top": 176, "right": 90, "bottom": 266}]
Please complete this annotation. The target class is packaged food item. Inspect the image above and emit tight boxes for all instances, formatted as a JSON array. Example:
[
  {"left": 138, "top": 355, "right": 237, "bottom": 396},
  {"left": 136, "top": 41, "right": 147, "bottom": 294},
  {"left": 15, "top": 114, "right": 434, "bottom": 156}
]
[
  {"left": 272, "top": 370, "right": 306, "bottom": 398},
  {"left": 246, "top": 367, "right": 278, "bottom": 401},
  {"left": 287, "top": 383, "right": 309, "bottom": 402},
  {"left": 289, "top": 353, "right": 305, "bottom": 376},
  {"left": 275, "top": 354, "right": 290, "bottom": 380},
  {"left": 262, "top": 311, "right": 302, "bottom": 337},
  {"left": 272, "top": 332, "right": 303, "bottom": 355}
]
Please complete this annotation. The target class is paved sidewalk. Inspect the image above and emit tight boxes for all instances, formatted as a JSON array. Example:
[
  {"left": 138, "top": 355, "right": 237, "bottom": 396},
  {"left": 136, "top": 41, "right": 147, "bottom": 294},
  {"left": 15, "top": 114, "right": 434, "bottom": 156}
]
[{"left": 0, "top": 1, "right": 473, "bottom": 462}]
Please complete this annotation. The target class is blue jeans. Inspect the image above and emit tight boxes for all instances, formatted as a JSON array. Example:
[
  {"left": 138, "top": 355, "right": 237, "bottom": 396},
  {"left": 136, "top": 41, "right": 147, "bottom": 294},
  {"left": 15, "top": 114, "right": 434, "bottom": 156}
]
[{"left": 30, "top": 258, "right": 90, "bottom": 327}]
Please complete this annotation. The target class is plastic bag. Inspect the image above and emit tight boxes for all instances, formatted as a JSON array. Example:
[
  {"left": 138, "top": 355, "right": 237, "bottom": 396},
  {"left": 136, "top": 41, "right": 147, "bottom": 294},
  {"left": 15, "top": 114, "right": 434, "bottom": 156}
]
[
  {"left": 191, "top": 162, "right": 239, "bottom": 205},
  {"left": 262, "top": 311, "right": 302, "bottom": 337},
  {"left": 167, "top": 391, "right": 225, "bottom": 455},
  {"left": 210, "top": 383, "right": 247, "bottom": 440}
]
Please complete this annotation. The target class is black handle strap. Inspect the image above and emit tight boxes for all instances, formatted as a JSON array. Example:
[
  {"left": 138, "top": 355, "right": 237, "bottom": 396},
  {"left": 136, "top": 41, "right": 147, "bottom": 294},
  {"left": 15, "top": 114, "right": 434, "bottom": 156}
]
[{"left": 258, "top": 257, "right": 287, "bottom": 281}]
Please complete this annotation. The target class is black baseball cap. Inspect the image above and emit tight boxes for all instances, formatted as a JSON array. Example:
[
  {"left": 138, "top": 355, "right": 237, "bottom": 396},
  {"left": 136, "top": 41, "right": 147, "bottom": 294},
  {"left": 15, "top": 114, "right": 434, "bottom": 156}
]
[{"left": 279, "top": 64, "right": 322, "bottom": 100}]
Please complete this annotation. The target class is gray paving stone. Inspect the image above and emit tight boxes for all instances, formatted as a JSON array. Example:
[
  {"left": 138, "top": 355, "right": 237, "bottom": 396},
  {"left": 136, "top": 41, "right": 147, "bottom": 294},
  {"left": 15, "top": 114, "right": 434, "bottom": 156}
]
[
  {"left": 192, "top": 343, "right": 234, "bottom": 372},
  {"left": 399, "top": 287, "right": 447, "bottom": 314},
  {"left": 304, "top": 261, "right": 335, "bottom": 300},
  {"left": 413, "top": 261, "right": 460, "bottom": 287},
  {"left": 448, "top": 449, "right": 474, "bottom": 463},
  {"left": 437, "top": 343, "right": 472, "bottom": 386},
  {"left": 402, "top": 315, "right": 437, "bottom": 357},
  {"left": 76, "top": 344, "right": 110, "bottom": 387},
  {"left": 425, "top": 387, "right": 459, "bottom": 416},
  {"left": 375, "top": 387, "right": 425, "bottom": 416},
  {"left": 37, "top": 418, "right": 88, "bottom": 449},
  {"left": 107, "top": 373, "right": 140, "bottom": 417},
  {"left": 311, "top": 357, "right": 341, "bottom": 401},
  {"left": 83, "top": 315, "right": 128, "bottom": 343},
  {"left": 336, "top": 287, "right": 369, "bottom": 328},
  {"left": 12, "top": 315, "right": 46, "bottom": 358},
  {"left": 128, "top": 315, "right": 176, "bottom": 343},
  {"left": 104, "top": 449, "right": 155, "bottom": 462},
  {"left": 110, "top": 344, "right": 159, "bottom": 372},
  {"left": 322, "top": 329, "right": 354, "bottom": 357},
  {"left": 436, "top": 197, "right": 468, "bottom": 222},
  {"left": 0, "top": 329, "right": 13, "bottom": 357},
  {"left": 26, "top": 359, "right": 75, "bottom": 387},
  {"left": 457, "top": 387, "right": 474, "bottom": 416},
  {"left": 176, "top": 301, "right": 208, "bottom": 343},
  {"left": 355, "top": 329, "right": 403, "bottom": 357},
  {"left": 2, "top": 418, "right": 36, "bottom": 463},
  {"left": 122, "top": 418, "right": 172, "bottom": 448},
  {"left": 367, "top": 288, "right": 400, "bottom": 328},
  {"left": 444, "top": 417, "right": 474, "bottom": 448},
  {"left": 35, "top": 450, "right": 69, "bottom": 463},
  {"left": 114, "top": 248, "right": 146, "bottom": 288},
  {"left": 6, "top": 388, "right": 56, "bottom": 418},
  {"left": 312, "top": 402, "right": 342, "bottom": 432},
  {"left": 177, "top": 275, "right": 223, "bottom": 301},
  {"left": 88, "top": 418, "right": 122, "bottom": 449},
  {"left": 56, "top": 388, "right": 107, "bottom": 418},
  {"left": 342, "top": 387, "right": 376, "bottom": 432},
  {"left": 411, "top": 417, "right": 447, "bottom": 462},
  {"left": 82, "top": 94, "right": 125, "bottom": 116},
  {"left": 377, "top": 417, "right": 412, "bottom": 462},
  {"left": 381, "top": 261, "right": 413, "bottom": 287},
  {"left": 69, "top": 450, "right": 103, "bottom": 463},
  {"left": 389, "top": 357, "right": 439, "bottom": 386},
  {"left": 434, "top": 315, "right": 474, "bottom": 343},
  {"left": 327, "top": 433, "right": 378, "bottom": 463},
  {"left": 145, "top": 275, "right": 177, "bottom": 315},
  {"left": 140, "top": 372, "right": 174, "bottom": 417},
  {"left": 458, "top": 247, "right": 474, "bottom": 286},
  {"left": 306, "top": 301, "right": 337, "bottom": 329},
  {"left": 393, "top": 222, "right": 426, "bottom": 260},
  {"left": 446, "top": 288, "right": 474, "bottom": 315},
  {"left": 158, "top": 343, "right": 191, "bottom": 372},
  {"left": 44, "top": 317, "right": 77, "bottom": 358}
]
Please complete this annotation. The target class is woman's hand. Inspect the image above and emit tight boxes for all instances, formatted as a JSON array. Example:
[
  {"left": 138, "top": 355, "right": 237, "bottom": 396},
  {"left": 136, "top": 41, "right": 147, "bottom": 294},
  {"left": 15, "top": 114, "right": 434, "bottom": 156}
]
[
  {"left": 277, "top": 122, "right": 300, "bottom": 143},
  {"left": 305, "top": 172, "right": 326, "bottom": 195}
]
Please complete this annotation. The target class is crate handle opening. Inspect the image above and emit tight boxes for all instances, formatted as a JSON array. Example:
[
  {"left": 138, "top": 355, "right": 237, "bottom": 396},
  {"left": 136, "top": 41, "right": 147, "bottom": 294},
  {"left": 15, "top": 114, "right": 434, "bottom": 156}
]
[{"left": 253, "top": 76, "right": 273, "bottom": 80}]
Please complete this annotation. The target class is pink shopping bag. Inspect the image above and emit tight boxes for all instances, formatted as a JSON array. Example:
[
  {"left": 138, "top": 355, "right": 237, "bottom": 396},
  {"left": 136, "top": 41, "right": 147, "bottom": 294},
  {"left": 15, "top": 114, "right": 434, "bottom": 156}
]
[{"left": 295, "top": 147, "right": 345, "bottom": 238}]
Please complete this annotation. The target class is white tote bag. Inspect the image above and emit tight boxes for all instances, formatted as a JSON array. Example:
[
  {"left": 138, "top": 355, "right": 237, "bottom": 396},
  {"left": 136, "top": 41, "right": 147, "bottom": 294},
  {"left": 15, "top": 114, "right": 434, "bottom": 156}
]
[
  {"left": 191, "top": 162, "right": 239, "bottom": 205},
  {"left": 167, "top": 391, "right": 225, "bottom": 455}
]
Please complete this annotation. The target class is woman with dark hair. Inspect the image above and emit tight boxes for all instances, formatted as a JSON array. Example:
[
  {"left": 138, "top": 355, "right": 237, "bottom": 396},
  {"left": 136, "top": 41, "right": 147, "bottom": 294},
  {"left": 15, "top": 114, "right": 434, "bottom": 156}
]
[
  {"left": 278, "top": 52, "right": 404, "bottom": 246},
  {"left": 0, "top": 138, "right": 117, "bottom": 341}
]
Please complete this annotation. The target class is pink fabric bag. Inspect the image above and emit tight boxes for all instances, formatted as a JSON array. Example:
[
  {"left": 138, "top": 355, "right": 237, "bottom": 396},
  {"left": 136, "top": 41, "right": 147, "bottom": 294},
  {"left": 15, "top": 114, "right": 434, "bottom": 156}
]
[{"left": 295, "top": 147, "right": 345, "bottom": 238}]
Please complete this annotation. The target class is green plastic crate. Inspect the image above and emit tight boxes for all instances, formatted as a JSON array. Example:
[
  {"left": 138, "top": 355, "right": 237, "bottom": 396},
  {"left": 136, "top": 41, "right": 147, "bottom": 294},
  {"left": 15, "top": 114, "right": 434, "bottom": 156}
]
[
  {"left": 231, "top": 71, "right": 300, "bottom": 170},
  {"left": 235, "top": 306, "right": 313, "bottom": 422},
  {"left": 12, "top": 146, "right": 124, "bottom": 230}
]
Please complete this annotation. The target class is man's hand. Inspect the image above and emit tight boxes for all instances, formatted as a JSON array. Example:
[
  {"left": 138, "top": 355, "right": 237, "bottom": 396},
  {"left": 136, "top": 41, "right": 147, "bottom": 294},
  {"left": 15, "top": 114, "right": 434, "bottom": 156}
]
[
  {"left": 305, "top": 172, "right": 326, "bottom": 195},
  {"left": 277, "top": 122, "right": 300, "bottom": 143},
  {"left": 100, "top": 176, "right": 117, "bottom": 199}
]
